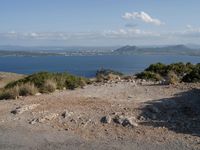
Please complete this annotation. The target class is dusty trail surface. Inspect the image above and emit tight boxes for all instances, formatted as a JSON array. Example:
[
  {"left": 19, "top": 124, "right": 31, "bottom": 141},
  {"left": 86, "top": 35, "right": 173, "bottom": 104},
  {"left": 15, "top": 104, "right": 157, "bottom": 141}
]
[{"left": 0, "top": 81, "right": 200, "bottom": 150}]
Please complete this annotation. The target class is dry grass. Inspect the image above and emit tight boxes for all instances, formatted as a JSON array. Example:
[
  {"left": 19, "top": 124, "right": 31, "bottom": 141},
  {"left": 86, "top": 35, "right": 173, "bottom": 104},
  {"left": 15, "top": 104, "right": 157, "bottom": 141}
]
[
  {"left": 166, "top": 71, "right": 180, "bottom": 85},
  {"left": 0, "top": 86, "right": 19, "bottom": 100},
  {"left": 0, "top": 82, "right": 38, "bottom": 100},
  {"left": 42, "top": 79, "right": 57, "bottom": 93},
  {"left": 18, "top": 83, "right": 38, "bottom": 96}
]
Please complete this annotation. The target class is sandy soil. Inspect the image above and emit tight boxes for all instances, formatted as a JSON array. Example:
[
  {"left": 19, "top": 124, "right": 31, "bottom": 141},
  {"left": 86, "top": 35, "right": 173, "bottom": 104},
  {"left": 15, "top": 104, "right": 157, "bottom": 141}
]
[{"left": 0, "top": 81, "right": 200, "bottom": 150}]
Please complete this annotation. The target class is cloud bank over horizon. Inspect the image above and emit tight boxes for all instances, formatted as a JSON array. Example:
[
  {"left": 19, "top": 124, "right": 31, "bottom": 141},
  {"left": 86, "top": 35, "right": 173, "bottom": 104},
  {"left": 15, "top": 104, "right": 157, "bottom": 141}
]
[{"left": 1, "top": 25, "right": 200, "bottom": 46}]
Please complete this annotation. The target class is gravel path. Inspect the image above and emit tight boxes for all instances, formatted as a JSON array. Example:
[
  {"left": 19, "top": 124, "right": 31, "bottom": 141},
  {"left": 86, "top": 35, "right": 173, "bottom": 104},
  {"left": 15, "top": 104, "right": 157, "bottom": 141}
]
[{"left": 0, "top": 81, "right": 199, "bottom": 150}]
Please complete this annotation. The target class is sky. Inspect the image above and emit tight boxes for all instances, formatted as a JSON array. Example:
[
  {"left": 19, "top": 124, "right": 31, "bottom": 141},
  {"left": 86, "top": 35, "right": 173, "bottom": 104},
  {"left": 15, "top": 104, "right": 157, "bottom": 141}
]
[{"left": 0, "top": 0, "right": 200, "bottom": 46}]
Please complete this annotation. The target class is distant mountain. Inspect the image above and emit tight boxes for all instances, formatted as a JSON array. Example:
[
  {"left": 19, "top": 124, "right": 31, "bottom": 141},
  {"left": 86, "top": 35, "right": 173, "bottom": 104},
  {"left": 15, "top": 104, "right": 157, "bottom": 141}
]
[
  {"left": 115, "top": 45, "right": 138, "bottom": 52},
  {"left": 114, "top": 45, "right": 200, "bottom": 56},
  {"left": 113, "top": 45, "right": 140, "bottom": 54},
  {"left": 159, "top": 45, "right": 191, "bottom": 51}
]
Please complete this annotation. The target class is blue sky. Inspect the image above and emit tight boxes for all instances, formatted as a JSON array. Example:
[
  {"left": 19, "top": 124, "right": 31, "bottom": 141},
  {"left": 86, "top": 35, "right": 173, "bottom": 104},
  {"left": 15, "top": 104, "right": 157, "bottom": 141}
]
[{"left": 0, "top": 0, "right": 200, "bottom": 46}]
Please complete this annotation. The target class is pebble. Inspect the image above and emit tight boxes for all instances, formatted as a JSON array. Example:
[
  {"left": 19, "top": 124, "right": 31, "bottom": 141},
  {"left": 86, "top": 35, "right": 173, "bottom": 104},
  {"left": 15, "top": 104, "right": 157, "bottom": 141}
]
[
  {"left": 62, "top": 110, "right": 73, "bottom": 119},
  {"left": 101, "top": 115, "right": 112, "bottom": 124}
]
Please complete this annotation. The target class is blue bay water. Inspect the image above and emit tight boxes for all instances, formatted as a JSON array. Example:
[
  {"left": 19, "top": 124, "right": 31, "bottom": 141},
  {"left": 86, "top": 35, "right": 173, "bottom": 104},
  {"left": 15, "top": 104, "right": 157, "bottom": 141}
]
[{"left": 0, "top": 55, "right": 199, "bottom": 77}]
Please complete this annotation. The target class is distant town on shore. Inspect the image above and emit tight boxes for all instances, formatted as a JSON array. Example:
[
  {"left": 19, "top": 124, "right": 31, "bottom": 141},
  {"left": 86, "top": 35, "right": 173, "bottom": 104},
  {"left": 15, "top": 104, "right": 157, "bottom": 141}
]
[{"left": 0, "top": 44, "right": 200, "bottom": 57}]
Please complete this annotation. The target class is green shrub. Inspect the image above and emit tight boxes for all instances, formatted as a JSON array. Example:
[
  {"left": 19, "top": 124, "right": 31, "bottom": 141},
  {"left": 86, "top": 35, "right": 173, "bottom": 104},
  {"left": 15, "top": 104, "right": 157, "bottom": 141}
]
[
  {"left": 96, "top": 69, "right": 123, "bottom": 77},
  {"left": 65, "top": 76, "right": 86, "bottom": 89},
  {"left": 5, "top": 72, "right": 53, "bottom": 89},
  {"left": 96, "top": 69, "right": 123, "bottom": 82},
  {"left": 144, "top": 62, "right": 195, "bottom": 77},
  {"left": 0, "top": 72, "right": 89, "bottom": 100},
  {"left": 145, "top": 63, "right": 167, "bottom": 75},
  {"left": 136, "top": 71, "right": 162, "bottom": 81},
  {"left": 137, "top": 62, "right": 199, "bottom": 83},
  {"left": 5, "top": 72, "right": 88, "bottom": 92},
  {"left": 167, "top": 62, "right": 194, "bottom": 76},
  {"left": 182, "top": 68, "right": 200, "bottom": 83}
]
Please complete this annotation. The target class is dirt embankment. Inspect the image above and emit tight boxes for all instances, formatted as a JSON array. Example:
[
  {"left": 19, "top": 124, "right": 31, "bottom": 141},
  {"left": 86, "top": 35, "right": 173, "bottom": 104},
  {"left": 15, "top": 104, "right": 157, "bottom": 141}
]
[{"left": 0, "top": 72, "right": 25, "bottom": 88}]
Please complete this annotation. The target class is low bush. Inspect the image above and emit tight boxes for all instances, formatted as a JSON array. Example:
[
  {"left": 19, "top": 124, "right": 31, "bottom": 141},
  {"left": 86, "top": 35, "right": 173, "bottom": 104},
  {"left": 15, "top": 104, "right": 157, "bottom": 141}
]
[
  {"left": 0, "top": 72, "right": 89, "bottom": 100},
  {"left": 136, "top": 62, "right": 200, "bottom": 84},
  {"left": 96, "top": 69, "right": 123, "bottom": 77},
  {"left": 96, "top": 69, "right": 123, "bottom": 82},
  {"left": 136, "top": 71, "right": 162, "bottom": 81},
  {"left": 65, "top": 76, "right": 82, "bottom": 89},
  {"left": 5, "top": 72, "right": 89, "bottom": 92},
  {"left": 0, "top": 86, "right": 19, "bottom": 100},
  {"left": 167, "top": 62, "right": 194, "bottom": 77},
  {"left": 0, "top": 83, "right": 38, "bottom": 100},
  {"left": 182, "top": 68, "right": 200, "bottom": 83},
  {"left": 145, "top": 63, "right": 167, "bottom": 75}
]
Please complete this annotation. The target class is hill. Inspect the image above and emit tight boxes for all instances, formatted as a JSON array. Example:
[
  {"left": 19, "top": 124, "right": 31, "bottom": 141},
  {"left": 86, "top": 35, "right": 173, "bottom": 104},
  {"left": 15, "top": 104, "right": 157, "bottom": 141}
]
[{"left": 114, "top": 45, "right": 200, "bottom": 56}]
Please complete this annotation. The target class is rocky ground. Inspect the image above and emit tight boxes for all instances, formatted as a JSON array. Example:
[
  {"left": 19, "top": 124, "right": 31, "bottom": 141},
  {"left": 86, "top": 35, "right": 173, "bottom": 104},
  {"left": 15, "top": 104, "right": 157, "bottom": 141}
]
[{"left": 0, "top": 79, "right": 200, "bottom": 150}]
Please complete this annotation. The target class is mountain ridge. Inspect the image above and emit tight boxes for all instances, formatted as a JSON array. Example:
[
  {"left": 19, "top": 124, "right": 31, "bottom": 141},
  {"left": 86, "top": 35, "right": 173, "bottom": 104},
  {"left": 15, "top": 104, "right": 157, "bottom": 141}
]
[{"left": 113, "top": 44, "right": 200, "bottom": 56}]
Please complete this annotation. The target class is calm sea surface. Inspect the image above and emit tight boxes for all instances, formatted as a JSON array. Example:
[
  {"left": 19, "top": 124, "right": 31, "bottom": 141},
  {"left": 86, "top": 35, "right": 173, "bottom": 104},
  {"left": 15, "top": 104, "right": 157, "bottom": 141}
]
[{"left": 0, "top": 55, "right": 199, "bottom": 77}]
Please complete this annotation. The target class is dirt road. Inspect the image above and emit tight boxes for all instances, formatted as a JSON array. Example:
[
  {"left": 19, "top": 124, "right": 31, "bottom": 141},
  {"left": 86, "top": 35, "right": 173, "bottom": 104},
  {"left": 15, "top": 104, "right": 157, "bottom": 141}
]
[{"left": 0, "top": 81, "right": 199, "bottom": 149}]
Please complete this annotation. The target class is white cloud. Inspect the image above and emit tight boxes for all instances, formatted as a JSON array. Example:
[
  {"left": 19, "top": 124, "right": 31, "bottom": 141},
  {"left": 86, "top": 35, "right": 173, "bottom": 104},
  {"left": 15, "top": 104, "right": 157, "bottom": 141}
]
[
  {"left": 0, "top": 31, "right": 105, "bottom": 41},
  {"left": 167, "top": 25, "right": 200, "bottom": 39},
  {"left": 103, "top": 28, "right": 160, "bottom": 39},
  {"left": 122, "top": 11, "right": 164, "bottom": 26},
  {"left": 186, "top": 25, "right": 193, "bottom": 30}
]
